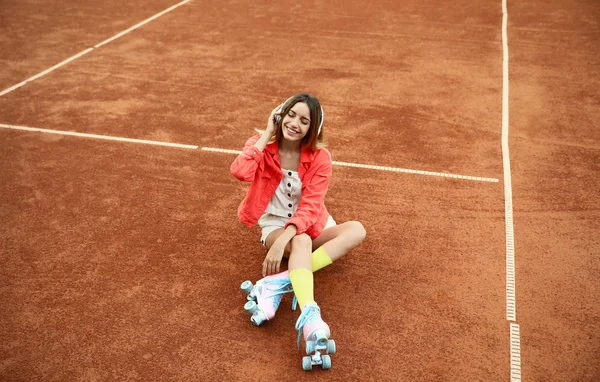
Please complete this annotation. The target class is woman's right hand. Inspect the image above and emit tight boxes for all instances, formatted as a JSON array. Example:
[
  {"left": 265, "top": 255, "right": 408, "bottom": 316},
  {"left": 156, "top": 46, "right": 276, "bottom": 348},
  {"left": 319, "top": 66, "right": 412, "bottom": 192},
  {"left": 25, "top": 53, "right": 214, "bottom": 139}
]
[
  {"left": 262, "top": 242, "right": 285, "bottom": 277},
  {"left": 265, "top": 106, "right": 281, "bottom": 137}
]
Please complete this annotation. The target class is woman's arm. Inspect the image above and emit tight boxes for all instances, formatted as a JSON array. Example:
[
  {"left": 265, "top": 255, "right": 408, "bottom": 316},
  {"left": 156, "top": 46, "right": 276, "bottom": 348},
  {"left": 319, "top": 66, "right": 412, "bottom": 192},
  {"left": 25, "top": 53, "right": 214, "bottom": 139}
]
[
  {"left": 230, "top": 134, "right": 266, "bottom": 182},
  {"left": 253, "top": 130, "right": 272, "bottom": 152},
  {"left": 230, "top": 107, "right": 280, "bottom": 182}
]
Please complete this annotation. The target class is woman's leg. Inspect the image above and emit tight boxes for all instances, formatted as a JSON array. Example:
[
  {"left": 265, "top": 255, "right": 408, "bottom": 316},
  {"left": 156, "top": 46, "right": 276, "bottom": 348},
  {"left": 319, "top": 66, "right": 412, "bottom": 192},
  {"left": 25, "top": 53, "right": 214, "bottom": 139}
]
[
  {"left": 264, "top": 221, "right": 366, "bottom": 271},
  {"left": 287, "top": 233, "right": 314, "bottom": 310},
  {"left": 311, "top": 221, "right": 366, "bottom": 263},
  {"left": 287, "top": 234, "right": 332, "bottom": 357}
]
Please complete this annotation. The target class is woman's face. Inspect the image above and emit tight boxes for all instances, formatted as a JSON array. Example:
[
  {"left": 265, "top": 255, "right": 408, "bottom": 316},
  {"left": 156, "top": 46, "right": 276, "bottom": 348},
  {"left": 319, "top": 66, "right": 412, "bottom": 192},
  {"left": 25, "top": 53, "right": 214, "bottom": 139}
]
[{"left": 281, "top": 102, "right": 311, "bottom": 142}]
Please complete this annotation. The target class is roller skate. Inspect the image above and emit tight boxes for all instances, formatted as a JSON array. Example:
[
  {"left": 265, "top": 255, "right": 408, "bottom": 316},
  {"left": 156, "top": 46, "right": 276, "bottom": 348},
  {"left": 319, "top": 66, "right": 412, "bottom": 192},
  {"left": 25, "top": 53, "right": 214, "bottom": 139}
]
[
  {"left": 240, "top": 271, "right": 296, "bottom": 326},
  {"left": 295, "top": 302, "right": 336, "bottom": 371}
]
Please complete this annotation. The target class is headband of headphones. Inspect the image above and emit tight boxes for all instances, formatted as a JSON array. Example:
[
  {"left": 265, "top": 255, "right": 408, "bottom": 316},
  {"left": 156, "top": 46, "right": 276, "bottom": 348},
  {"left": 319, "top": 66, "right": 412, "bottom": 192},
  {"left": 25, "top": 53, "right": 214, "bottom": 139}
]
[{"left": 275, "top": 96, "right": 324, "bottom": 135}]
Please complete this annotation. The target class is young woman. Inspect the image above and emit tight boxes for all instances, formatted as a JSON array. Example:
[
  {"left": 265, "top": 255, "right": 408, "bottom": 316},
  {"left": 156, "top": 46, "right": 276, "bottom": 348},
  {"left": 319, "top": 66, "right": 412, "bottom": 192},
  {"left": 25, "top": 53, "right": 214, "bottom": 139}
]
[{"left": 231, "top": 93, "right": 366, "bottom": 370}]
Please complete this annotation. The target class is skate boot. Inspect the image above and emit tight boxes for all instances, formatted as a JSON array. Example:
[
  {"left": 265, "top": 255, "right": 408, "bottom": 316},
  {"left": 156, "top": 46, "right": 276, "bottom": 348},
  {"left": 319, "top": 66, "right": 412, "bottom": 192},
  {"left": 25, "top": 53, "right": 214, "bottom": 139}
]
[
  {"left": 295, "top": 302, "right": 336, "bottom": 371},
  {"left": 240, "top": 271, "right": 296, "bottom": 326}
]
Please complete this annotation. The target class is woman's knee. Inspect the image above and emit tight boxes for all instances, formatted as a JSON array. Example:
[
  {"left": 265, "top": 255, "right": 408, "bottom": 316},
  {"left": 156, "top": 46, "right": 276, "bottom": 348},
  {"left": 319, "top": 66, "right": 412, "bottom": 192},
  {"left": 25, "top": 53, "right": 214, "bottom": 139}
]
[
  {"left": 347, "top": 221, "right": 366, "bottom": 243},
  {"left": 291, "top": 233, "right": 313, "bottom": 250}
]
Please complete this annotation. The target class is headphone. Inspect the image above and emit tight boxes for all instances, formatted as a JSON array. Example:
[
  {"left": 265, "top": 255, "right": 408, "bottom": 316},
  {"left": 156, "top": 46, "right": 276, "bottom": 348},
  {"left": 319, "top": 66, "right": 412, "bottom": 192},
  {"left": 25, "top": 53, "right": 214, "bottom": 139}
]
[{"left": 274, "top": 96, "right": 324, "bottom": 135}]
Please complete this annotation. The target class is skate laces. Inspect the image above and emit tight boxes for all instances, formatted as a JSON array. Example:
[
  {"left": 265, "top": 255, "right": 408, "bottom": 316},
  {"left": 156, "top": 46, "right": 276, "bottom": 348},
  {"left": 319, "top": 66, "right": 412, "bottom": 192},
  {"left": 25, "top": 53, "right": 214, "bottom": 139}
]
[
  {"left": 261, "top": 278, "right": 295, "bottom": 310},
  {"left": 295, "top": 303, "right": 321, "bottom": 349}
]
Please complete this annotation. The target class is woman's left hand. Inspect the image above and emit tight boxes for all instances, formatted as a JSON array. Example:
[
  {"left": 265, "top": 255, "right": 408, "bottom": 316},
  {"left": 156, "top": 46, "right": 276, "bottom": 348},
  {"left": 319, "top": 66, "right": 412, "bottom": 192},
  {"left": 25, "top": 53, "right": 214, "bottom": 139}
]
[{"left": 263, "top": 243, "right": 285, "bottom": 277}]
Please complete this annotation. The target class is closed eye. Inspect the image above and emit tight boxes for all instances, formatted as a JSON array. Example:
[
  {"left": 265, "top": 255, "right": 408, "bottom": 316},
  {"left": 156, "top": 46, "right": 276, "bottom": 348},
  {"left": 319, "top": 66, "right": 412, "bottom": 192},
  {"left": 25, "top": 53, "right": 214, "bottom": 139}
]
[{"left": 289, "top": 110, "right": 310, "bottom": 125}]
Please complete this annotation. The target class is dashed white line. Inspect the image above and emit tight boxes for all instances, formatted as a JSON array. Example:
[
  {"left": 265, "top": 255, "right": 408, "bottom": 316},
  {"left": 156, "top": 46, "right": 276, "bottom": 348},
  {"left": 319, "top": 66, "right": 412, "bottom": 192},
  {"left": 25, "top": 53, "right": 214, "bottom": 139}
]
[
  {"left": 510, "top": 323, "right": 522, "bottom": 381},
  {"left": 0, "top": 0, "right": 191, "bottom": 97}
]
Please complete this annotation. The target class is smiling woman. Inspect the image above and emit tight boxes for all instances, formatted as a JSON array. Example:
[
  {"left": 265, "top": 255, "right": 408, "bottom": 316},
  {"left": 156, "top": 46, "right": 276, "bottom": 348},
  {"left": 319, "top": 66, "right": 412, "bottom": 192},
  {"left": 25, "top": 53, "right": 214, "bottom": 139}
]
[
  {"left": 230, "top": 92, "right": 366, "bottom": 371},
  {"left": 255, "top": 93, "right": 325, "bottom": 151}
]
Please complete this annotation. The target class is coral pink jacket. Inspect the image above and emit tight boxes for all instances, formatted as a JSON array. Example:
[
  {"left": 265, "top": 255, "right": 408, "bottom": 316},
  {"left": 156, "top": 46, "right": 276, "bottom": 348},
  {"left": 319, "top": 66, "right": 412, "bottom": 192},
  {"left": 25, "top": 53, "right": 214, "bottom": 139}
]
[{"left": 230, "top": 134, "right": 332, "bottom": 238}]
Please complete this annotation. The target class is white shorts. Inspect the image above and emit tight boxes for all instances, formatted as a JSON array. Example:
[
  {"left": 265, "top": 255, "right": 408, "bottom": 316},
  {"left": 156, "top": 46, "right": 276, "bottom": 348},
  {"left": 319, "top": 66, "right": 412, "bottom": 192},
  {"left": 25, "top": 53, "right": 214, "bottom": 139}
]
[{"left": 258, "top": 214, "right": 337, "bottom": 247}]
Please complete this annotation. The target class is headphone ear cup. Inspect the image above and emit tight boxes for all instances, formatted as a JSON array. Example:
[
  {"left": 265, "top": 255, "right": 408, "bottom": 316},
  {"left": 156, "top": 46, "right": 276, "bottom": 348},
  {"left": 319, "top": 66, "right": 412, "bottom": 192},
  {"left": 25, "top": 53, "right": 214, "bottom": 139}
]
[{"left": 273, "top": 102, "right": 285, "bottom": 124}]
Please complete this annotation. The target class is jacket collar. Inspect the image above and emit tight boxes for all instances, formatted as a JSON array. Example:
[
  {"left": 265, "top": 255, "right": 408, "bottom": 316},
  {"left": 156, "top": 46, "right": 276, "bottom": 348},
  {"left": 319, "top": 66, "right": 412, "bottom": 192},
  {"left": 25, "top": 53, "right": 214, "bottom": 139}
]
[{"left": 265, "top": 139, "right": 315, "bottom": 164}]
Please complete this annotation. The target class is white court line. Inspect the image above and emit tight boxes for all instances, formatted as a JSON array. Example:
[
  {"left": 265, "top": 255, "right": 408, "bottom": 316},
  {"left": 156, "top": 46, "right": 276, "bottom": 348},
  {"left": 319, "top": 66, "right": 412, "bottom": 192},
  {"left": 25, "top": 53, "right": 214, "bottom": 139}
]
[
  {"left": 510, "top": 324, "right": 522, "bottom": 381},
  {"left": 94, "top": 0, "right": 191, "bottom": 48},
  {"left": 0, "top": 124, "right": 198, "bottom": 149},
  {"left": 501, "top": 0, "right": 521, "bottom": 381},
  {"left": 0, "top": 49, "right": 94, "bottom": 97},
  {"left": 503, "top": 0, "right": 517, "bottom": 325},
  {"left": 201, "top": 147, "right": 499, "bottom": 182},
  {"left": 0, "top": 0, "right": 191, "bottom": 97},
  {"left": 0, "top": 127, "right": 501, "bottom": 182}
]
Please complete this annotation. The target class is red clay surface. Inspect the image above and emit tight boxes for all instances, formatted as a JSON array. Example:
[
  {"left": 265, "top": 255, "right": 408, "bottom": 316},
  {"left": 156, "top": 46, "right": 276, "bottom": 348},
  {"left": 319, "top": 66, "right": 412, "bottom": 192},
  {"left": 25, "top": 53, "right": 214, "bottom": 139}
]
[{"left": 1, "top": 0, "right": 598, "bottom": 381}]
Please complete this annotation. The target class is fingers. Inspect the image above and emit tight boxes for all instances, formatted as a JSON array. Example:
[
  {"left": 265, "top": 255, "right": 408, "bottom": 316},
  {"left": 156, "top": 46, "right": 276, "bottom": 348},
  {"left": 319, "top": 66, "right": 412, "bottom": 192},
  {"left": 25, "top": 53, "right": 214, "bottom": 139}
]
[
  {"left": 268, "top": 259, "right": 276, "bottom": 276},
  {"left": 262, "top": 257, "right": 282, "bottom": 277},
  {"left": 263, "top": 257, "right": 274, "bottom": 277}
]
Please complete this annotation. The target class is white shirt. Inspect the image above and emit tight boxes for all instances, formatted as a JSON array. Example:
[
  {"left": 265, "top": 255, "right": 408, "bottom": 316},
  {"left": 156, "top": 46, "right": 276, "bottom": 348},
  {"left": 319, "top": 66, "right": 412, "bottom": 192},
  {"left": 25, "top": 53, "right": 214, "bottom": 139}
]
[{"left": 264, "top": 169, "right": 302, "bottom": 218}]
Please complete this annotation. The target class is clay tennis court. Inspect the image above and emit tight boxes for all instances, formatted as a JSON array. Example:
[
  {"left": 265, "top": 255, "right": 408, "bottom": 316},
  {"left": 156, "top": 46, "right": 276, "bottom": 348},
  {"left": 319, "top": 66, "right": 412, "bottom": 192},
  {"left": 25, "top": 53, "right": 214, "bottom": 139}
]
[{"left": 1, "top": 0, "right": 598, "bottom": 380}]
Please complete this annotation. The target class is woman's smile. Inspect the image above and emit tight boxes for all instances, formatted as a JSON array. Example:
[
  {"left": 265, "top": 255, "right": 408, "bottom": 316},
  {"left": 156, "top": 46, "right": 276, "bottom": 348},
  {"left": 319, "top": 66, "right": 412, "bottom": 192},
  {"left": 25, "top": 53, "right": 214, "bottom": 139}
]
[
  {"left": 285, "top": 125, "right": 300, "bottom": 136},
  {"left": 281, "top": 102, "right": 311, "bottom": 141}
]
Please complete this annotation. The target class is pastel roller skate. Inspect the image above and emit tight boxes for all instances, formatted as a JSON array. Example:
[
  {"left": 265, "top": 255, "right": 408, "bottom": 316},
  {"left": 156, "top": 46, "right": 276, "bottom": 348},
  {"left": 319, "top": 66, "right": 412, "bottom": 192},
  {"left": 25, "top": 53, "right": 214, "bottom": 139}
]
[
  {"left": 295, "top": 302, "right": 336, "bottom": 371},
  {"left": 240, "top": 271, "right": 295, "bottom": 326}
]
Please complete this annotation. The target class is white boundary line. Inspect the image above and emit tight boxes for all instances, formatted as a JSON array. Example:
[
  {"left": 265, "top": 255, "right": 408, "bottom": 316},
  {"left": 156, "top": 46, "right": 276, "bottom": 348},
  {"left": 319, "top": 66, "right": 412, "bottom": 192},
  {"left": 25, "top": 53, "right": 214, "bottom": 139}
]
[
  {"left": 0, "top": 124, "right": 198, "bottom": 149},
  {"left": 0, "top": 126, "right": 501, "bottom": 182},
  {"left": 0, "top": 0, "right": 191, "bottom": 97},
  {"left": 333, "top": 160, "right": 498, "bottom": 182},
  {"left": 94, "top": 0, "right": 191, "bottom": 48},
  {"left": 0, "top": 48, "right": 94, "bottom": 97},
  {"left": 502, "top": 0, "right": 517, "bottom": 325},
  {"left": 510, "top": 323, "right": 522, "bottom": 381},
  {"left": 501, "top": 0, "right": 522, "bottom": 381},
  {"left": 201, "top": 147, "right": 499, "bottom": 182}
]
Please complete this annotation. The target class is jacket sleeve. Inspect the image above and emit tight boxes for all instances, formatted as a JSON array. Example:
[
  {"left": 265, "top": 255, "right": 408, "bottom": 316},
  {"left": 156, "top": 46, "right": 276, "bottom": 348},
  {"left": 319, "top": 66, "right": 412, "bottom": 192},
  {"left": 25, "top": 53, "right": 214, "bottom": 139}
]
[
  {"left": 284, "top": 149, "right": 332, "bottom": 235},
  {"left": 230, "top": 134, "right": 264, "bottom": 182}
]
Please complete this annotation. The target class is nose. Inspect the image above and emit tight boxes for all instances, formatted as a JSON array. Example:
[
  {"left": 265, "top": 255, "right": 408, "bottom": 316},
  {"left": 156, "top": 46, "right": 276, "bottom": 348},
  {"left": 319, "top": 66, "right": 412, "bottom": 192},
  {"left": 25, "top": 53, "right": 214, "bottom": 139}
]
[{"left": 293, "top": 115, "right": 304, "bottom": 126}]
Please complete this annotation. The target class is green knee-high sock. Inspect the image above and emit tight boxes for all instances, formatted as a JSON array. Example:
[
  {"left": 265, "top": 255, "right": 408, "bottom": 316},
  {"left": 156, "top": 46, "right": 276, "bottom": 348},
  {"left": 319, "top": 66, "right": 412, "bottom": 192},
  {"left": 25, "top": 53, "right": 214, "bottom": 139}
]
[
  {"left": 289, "top": 268, "right": 314, "bottom": 310},
  {"left": 312, "top": 246, "right": 332, "bottom": 272}
]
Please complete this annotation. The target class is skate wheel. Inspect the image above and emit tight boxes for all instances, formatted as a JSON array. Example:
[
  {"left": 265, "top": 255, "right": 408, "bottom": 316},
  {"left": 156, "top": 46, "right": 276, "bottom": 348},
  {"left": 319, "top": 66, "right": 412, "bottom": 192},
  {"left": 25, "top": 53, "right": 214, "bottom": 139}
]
[
  {"left": 326, "top": 339, "right": 336, "bottom": 354},
  {"left": 302, "top": 356, "right": 313, "bottom": 371},
  {"left": 250, "top": 313, "right": 265, "bottom": 326},
  {"left": 306, "top": 340, "right": 315, "bottom": 355},
  {"left": 244, "top": 300, "right": 258, "bottom": 314},
  {"left": 240, "top": 280, "right": 253, "bottom": 294},
  {"left": 322, "top": 355, "right": 331, "bottom": 369}
]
